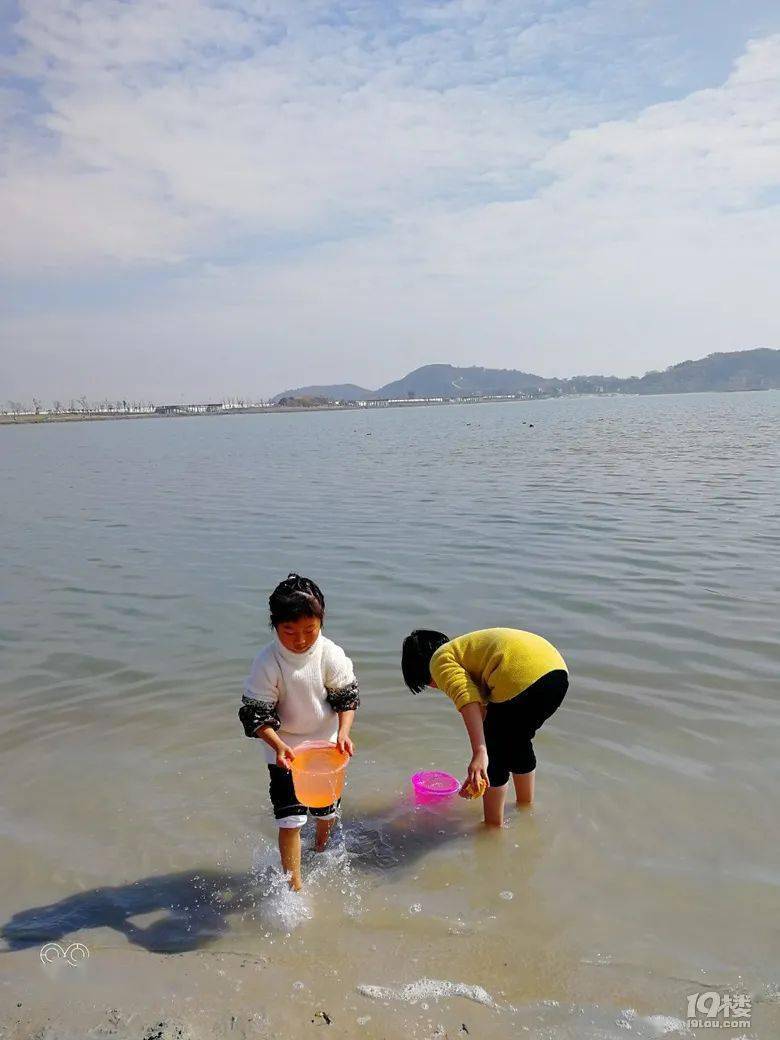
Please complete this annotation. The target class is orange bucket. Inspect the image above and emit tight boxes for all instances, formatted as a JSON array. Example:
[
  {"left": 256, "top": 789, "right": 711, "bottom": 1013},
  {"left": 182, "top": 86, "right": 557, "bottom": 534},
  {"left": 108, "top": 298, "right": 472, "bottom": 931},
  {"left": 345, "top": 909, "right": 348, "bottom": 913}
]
[{"left": 290, "top": 740, "right": 349, "bottom": 808}]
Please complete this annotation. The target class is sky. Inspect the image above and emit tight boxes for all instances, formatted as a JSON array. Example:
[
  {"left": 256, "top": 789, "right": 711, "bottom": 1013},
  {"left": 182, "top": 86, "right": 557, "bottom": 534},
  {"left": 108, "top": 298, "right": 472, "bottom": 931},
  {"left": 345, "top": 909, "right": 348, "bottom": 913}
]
[{"left": 1, "top": 0, "right": 780, "bottom": 403}]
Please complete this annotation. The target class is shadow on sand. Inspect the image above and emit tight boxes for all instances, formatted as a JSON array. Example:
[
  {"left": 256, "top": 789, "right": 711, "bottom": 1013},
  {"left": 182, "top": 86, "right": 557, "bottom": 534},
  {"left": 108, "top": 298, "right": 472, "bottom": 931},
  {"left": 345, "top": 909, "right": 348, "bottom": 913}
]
[{"left": 1, "top": 801, "right": 474, "bottom": 954}]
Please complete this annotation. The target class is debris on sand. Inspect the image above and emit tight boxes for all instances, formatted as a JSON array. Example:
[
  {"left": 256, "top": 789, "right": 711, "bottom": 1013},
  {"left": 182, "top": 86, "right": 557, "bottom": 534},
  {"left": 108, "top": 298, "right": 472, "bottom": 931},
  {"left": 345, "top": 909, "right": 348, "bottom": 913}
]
[{"left": 141, "top": 1021, "right": 188, "bottom": 1040}]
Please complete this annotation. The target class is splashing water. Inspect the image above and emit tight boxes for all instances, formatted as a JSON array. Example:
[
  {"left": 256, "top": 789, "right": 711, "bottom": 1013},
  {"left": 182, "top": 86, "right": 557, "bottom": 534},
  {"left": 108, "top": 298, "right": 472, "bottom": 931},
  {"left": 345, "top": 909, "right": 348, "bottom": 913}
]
[
  {"left": 248, "top": 837, "right": 313, "bottom": 932},
  {"left": 246, "top": 817, "right": 394, "bottom": 930}
]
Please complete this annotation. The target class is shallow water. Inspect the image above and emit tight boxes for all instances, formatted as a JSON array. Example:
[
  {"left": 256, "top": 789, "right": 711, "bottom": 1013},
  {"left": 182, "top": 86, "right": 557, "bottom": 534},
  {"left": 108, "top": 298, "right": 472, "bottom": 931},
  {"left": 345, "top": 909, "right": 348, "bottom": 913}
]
[{"left": 1, "top": 393, "right": 778, "bottom": 1039}]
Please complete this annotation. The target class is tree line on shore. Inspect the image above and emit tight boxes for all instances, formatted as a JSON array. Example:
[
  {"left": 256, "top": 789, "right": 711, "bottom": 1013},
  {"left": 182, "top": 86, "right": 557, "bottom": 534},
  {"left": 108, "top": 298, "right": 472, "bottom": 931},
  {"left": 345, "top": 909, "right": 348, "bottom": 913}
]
[{"left": 2, "top": 396, "right": 270, "bottom": 417}]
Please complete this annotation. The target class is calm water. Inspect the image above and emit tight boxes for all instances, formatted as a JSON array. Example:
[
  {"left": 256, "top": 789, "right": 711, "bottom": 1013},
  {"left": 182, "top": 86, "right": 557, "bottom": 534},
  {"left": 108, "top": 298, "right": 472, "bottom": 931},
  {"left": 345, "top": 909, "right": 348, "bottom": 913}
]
[{"left": 1, "top": 393, "right": 778, "bottom": 1040}]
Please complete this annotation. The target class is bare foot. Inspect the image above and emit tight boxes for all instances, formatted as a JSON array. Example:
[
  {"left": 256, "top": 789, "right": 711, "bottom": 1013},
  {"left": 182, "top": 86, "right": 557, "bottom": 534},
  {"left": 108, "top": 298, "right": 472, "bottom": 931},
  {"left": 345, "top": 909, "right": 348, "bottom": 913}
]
[{"left": 288, "top": 875, "right": 303, "bottom": 892}]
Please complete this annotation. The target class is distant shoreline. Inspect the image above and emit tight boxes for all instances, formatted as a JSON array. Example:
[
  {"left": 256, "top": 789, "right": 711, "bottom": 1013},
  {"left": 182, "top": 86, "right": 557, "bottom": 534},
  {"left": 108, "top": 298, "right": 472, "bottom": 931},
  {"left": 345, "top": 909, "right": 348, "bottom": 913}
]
[
  {"left": 0, "top": 386, "right": 772, "bottom": 428},
  {"left": 1, "top": 398, "right": 451, "bottom": 426}
]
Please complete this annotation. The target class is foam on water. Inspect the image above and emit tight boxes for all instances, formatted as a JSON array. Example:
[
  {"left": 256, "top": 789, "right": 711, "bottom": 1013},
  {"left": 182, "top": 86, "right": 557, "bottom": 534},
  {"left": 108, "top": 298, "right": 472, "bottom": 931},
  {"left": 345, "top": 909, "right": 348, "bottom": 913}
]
[
  {"left": 645, "top": 1015, "right": 691, "bottom": 1035},
  {"left": 356, "top": 980, "right": 694, "bottom": 1038},
  {"left": 357, "top": 977, "right": 499, "bottom": 1008},
  {"left": 615, "top": 1009, "right": 691, "bottom": 1036}
]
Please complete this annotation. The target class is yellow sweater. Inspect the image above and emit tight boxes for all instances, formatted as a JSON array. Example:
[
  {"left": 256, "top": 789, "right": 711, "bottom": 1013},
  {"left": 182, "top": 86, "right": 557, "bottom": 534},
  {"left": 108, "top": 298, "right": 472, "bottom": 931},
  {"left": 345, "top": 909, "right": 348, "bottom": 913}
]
[{"left": 429, "top": 628, "right": 567, "bottom": 712}]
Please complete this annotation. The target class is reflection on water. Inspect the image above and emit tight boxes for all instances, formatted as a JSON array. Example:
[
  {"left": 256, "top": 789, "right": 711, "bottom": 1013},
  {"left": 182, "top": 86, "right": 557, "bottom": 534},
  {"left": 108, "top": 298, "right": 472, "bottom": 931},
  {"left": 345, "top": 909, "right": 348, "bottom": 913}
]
[{"left": 1, "top": 392, "right": 778, "bottom": 1037}]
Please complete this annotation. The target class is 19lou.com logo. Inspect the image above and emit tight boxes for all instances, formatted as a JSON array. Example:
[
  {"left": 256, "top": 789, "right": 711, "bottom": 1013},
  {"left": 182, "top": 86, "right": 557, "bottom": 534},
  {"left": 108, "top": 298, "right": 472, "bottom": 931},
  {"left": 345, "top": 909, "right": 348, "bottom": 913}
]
[
  {"left": 39, "top": 942, "right": 90, "bottom": 966},
  {"left": 687, "top": 991, "right": 751, "bottom": 1029}
]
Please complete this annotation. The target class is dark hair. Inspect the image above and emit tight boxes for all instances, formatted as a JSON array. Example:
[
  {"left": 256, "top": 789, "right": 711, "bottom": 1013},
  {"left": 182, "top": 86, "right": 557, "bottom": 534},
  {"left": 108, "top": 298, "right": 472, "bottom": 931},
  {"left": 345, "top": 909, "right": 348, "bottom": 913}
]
[
  {"left": 269, "top": 573, "right": 325, "bottom": 628},
  {"left": 401, "top": 629, "right": 449, "bottom": 694}
]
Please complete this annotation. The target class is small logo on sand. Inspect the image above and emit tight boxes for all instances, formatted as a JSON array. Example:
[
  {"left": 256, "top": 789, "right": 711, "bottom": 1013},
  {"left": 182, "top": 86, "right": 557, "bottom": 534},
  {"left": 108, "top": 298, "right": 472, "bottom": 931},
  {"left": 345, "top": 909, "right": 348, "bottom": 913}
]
[
  {"left": 39, "top": 942, "right": 90, "bottom": 966},
  {"left": 686, "top": 991, "right": 751, "bottom": 1029}
]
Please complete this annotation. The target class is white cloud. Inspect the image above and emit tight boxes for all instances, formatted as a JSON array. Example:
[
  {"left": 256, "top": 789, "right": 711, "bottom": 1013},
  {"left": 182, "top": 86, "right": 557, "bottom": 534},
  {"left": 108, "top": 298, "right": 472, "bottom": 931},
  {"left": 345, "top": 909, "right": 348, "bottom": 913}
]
[
  {"left": 1, "top": 1, "right": 779, "bottom": 398},
  {"left": 0, "top": 0, "right": 697, "bottom": 269}
]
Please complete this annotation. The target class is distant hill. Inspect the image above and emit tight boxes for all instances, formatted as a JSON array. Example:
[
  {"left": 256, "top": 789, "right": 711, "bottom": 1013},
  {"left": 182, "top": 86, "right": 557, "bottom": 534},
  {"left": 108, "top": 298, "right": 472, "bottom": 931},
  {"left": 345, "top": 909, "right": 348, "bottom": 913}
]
[
  {"left": 270, "top": 383, "right": 374, "bottom": 403},
  {"left": 270, "top": 349, "right": 780, "bottom": 403},
  {"left": 272, "top": 364, "right": 552, "bottom": 403},
  {"left": 376, "top": 364, "right": 552, "bottom": 398},
  {"left": 629, "top": 349, "right": 780, "bottom": 394}
]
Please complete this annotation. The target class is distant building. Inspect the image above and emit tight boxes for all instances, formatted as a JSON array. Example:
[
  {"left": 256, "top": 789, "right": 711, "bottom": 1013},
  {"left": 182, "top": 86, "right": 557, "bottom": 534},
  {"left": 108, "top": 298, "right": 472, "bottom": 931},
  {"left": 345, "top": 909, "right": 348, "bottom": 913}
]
[
  {"left": 155, "top": 403, "right": 224, "bottom": 416},
  {"left": 363, "top": 396, "right": 445, "bottom": 407}
]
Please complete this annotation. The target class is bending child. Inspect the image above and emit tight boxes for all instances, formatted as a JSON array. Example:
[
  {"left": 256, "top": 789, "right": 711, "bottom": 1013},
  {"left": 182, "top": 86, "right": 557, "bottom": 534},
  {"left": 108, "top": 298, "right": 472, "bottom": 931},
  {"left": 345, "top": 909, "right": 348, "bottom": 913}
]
[
  {"left": 238, "top": 574, "right": 359, "bottom": 889},
  {"left": 401, "top": 627, "right": 568, "bottom": 827}
]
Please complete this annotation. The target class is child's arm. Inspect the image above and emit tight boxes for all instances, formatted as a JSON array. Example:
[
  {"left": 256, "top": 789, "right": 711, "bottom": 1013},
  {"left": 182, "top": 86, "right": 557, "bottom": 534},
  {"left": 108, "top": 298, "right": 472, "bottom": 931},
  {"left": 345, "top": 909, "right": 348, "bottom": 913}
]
[
  {"left": 239, "top": 651, "right": 283, "bottom": 754},
  {"left": 324, "top": 642, "right": 360, "bottom": 756},
  {"left": 335, "top": 709, "right": 356, "bottom": 756},
  {"left": 460, "top": 702, "right": 489, "bottom": 786},
  {"left": 238, "top": 696, "right": 294, "bottom": 769},
  {"left": 257, "top": 724, "right": 296, "bottom": 770}
]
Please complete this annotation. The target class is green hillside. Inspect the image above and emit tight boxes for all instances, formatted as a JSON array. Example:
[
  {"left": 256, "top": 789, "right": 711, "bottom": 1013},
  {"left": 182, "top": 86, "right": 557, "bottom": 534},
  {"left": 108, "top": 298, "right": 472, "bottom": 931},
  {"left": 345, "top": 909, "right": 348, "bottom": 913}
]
[{"left": 271, "top": 348, "right": 780, "bottom": 402}]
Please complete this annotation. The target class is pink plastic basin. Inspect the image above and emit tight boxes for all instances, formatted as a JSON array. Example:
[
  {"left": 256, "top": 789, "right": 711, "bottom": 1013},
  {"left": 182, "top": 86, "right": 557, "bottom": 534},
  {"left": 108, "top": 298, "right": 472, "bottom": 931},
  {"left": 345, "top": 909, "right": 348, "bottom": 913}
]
[{"left": 411, "top": 770, "right": 460, "bottom": 804}]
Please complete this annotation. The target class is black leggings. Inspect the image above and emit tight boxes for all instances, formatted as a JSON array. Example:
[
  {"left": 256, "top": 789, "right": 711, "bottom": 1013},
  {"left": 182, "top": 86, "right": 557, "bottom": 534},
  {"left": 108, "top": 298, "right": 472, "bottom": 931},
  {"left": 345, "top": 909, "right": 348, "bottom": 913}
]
[{"left": 483, "top": 670, "right": 569, "bottom": 787}]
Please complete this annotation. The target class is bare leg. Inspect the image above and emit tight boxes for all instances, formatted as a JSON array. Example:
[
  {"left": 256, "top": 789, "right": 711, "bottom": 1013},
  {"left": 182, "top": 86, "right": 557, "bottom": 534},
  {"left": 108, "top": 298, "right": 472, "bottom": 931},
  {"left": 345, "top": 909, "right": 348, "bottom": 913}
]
[
  {"left": 513, "top": 770, "right": 535, "bottom": 806},
  {"left": 278, "top": 827, "right": 303, "bottom": 890},
  {"left": 483, "top": 782, "right": 508, "bottom": 827},
  {"left": 315, "top": 817, "right": 336, "bottom": 852}
]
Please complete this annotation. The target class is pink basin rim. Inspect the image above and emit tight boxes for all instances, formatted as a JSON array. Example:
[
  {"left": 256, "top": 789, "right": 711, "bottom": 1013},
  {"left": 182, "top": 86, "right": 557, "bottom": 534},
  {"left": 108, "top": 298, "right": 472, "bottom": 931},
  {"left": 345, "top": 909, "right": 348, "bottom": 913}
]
[{"left": 411, "top": 770, "right": 460, "bottom": 795}]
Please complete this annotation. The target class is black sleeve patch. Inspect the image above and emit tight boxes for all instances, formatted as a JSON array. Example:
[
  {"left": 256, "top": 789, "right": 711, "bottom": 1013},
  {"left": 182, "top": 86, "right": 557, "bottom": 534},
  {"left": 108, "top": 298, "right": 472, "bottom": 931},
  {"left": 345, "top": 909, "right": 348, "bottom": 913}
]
[
  {"left": 325, "top": 679, "right": 360, "bottom": 713},
  {"left": 238, "top": 695, "right": 281, "bottom": 736}
]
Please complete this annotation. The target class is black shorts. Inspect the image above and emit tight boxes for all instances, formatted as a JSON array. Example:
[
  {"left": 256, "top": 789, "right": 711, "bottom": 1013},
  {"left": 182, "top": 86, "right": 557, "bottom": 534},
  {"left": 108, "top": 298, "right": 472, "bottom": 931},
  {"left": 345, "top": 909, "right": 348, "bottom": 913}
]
[
  {"left": 483, "top": 669, "right": 569, "bottom": 787},
  {"left": 268, "top": 764, "right": 341, "bottom": 827}
]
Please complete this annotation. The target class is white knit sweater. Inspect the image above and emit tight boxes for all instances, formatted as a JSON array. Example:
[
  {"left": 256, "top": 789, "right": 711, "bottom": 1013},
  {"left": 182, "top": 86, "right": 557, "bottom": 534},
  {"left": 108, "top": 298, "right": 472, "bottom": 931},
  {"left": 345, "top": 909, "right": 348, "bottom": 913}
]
[{"left": 242, "top": 632, "right": 357, "bottom": 764}]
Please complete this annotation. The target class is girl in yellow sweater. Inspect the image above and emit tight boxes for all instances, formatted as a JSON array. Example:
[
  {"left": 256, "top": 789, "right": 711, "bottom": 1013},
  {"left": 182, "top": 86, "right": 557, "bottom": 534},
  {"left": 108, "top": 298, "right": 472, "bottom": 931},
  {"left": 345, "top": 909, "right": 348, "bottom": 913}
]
[{"left": 401, "top": 628, "right": 568, "bottom": 827}]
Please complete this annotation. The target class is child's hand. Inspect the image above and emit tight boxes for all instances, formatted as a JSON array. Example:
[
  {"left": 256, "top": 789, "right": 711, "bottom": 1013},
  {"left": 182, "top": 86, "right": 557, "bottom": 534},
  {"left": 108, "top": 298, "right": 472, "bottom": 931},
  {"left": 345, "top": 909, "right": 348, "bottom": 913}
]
[
  {"left": 276, "top": 744, "right": 295, "bottom": 770},
  {"left": 466, "top": 749, "right": 489, "bottom": 788},
  {"left": 336, "top": 734, "right": 355, "bottom": 756}
]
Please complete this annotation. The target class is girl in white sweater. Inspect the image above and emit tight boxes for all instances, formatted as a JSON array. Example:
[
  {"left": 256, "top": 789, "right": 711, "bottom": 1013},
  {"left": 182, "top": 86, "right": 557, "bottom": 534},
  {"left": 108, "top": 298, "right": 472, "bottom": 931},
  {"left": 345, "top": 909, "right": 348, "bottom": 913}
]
[{"left": 238, "top": 574, "right": 359, "bottom": 890}]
